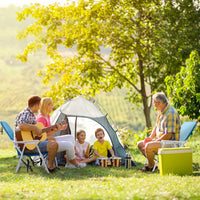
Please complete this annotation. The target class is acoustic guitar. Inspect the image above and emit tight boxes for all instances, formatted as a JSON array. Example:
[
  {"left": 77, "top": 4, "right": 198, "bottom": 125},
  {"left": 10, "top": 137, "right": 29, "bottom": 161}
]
[{"left": 15, "top": 120, "right": 66, "bottom": 150}]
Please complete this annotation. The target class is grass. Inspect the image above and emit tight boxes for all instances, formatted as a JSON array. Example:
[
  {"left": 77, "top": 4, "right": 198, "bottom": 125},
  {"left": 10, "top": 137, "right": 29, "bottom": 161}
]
[{"left": 0, "top": 133, "right": 200, "bottom": 200}]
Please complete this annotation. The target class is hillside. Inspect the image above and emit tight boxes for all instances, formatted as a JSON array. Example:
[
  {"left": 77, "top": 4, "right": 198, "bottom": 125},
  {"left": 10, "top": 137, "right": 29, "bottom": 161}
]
[
  {"left": 0, "top": 6, "right": 49, "bottom": 126},
  {"left": 0, "top": 6, "right": 156, "bottom": 132}
]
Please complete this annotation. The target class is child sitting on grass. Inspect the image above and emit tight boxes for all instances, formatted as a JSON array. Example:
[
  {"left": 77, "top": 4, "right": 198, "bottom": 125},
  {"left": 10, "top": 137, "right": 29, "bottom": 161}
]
[
  {"left": 75, "top": 130, "right": 96, "bottom": 164},
  {"left": 93, "top": 128, "right": 115, "bottom": 159}
]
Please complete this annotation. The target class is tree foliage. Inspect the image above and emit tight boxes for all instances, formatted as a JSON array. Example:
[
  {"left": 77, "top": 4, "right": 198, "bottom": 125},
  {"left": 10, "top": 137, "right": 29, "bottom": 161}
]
[
  {"left": 16, "top": 0, "right": 200, "bottom": 128},
  {"left": 166, "top": 50, "right": 200, "bottom": 122}
]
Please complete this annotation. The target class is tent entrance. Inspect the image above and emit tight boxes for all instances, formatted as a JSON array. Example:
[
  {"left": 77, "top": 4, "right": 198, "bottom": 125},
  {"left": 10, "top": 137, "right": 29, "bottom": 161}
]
[{"left": 68, "top": 116, "right": 112, "bottom": 145}]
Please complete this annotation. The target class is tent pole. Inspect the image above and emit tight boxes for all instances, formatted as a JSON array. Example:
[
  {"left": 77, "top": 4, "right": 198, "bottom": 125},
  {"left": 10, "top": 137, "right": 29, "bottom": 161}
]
[{"left": 75, "top": 117, "right": 77, "bottom": 139}]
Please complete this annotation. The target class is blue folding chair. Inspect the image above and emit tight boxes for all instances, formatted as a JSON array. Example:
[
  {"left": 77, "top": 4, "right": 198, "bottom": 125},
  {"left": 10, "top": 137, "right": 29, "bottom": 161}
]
[
  {"left": 179, "top": 121, "right": 197, "bottom": 146},
  {"left": 160, "top": 121, "right": 197, "bottom": 148},
  {"left": 145, "top": 121, "right": 197, "bottom": 172},
  {"left": 0, "top": 121, "right": 50, "bottom": 173}
]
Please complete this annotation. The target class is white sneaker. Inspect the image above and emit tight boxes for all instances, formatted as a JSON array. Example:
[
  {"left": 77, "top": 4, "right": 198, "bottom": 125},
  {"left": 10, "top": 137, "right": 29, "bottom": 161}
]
[
  {"left": 65, "top": 164, "right": 77, "bottom": 168},
  {"left": 77, "top": 162, "right": 87, "bottom": 168}
]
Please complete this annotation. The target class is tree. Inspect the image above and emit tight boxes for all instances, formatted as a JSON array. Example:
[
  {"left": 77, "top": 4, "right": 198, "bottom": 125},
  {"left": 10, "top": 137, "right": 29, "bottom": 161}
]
[
  {"left": 16, "top": 0, "right": 200, "bottom": 129},
  {"left": 165, "top": 50, "right": 200, "bottom": 122}
]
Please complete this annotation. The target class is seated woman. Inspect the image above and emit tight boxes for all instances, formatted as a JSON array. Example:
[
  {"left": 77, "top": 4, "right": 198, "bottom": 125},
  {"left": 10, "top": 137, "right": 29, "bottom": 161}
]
[{"left": 36, "top": 97, "right": 86, "bottom": 168}]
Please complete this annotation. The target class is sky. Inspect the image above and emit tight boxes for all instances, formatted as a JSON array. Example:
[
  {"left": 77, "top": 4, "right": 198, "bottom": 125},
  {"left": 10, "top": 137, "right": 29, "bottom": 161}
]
[{"left": 0, "top": 0, "right": 68, "bottom": 7}]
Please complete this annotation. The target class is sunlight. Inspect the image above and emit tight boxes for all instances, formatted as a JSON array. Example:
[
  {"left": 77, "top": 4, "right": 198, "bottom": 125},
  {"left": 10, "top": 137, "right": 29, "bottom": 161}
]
[{"left": 0, "top": 0, "right": 74, "bottom": 7}]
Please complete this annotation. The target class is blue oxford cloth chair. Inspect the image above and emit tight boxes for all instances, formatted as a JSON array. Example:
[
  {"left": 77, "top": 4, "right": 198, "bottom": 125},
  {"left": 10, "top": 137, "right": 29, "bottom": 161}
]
[{"left": 0, "top": 121, "right": 50, "bottom": 173}]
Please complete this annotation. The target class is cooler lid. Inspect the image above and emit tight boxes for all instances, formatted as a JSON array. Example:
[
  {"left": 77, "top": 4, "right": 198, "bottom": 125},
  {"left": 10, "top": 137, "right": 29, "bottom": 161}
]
[{"left": 158, "top": 147, "right": 193, "bottom": 154}]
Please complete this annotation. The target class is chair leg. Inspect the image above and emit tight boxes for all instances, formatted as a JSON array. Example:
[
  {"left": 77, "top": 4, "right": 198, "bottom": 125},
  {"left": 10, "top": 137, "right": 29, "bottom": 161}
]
[
  {"left": 35, "top": 145, "right": 49, "bottom": 173},
  {"left": 16, "top": 145, "right": 26, "bottom": 173},
  {"left": 152, "top": 157, "right": 159, "bottom": 172},
  {"left": 144, "top": 158, "right": 147, "bottom": 166},
  {"left": 55, "top": 157, "right": 58, "bottom": 167}
]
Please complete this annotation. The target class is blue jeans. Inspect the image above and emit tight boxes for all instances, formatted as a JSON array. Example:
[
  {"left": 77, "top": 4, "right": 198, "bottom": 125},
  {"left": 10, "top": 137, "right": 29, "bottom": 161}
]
[{"left": 24, "top": 140, "right": 48, "bottom": 154}]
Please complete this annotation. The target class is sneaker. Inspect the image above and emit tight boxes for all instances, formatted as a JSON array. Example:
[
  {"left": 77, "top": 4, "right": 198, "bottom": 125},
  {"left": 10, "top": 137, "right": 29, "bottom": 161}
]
[
  {"left": 77, "top": 162, "right": 87, "bottom": 168},
  {"left": 65, "top": 164, "right": 77, "bottom": 168}
]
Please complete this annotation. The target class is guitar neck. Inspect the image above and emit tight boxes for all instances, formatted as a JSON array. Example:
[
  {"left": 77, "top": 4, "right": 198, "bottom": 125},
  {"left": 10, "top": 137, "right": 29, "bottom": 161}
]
[
  {"left": 41, "top": 121, "right": 66, "bottom": 133},
  {"left": 42, "top": 124, "right": 57, "bottom": 133}
]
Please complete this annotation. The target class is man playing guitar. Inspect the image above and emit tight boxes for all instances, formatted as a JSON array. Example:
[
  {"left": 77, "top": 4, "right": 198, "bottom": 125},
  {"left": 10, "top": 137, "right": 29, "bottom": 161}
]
[{"left": 14, "top": 95, "right": 66, "bottom": 173}]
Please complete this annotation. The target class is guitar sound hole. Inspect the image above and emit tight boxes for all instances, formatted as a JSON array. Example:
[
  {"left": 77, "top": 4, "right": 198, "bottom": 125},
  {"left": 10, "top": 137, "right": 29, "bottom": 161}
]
[{"left": 35, "top": 136, "right": 42, "bottom": 140}]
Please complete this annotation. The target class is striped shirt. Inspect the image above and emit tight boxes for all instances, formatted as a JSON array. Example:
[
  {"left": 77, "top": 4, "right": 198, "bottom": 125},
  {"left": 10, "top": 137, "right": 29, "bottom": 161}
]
[{"left": 156, "top": 104, "right": 180, "bottom": 141}]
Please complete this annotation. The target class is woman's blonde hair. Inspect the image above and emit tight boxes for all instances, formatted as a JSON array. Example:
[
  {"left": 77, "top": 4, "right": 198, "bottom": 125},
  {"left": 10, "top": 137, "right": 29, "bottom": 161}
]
[{"left": 39, "top": 97, "right": 53, "bottom": 116}]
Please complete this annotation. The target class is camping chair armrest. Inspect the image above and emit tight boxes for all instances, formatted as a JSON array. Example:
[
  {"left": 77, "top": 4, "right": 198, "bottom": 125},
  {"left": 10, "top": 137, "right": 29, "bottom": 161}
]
[
  {"left": 13, "top": 140, "right": 40, "bottom": 154},
  {"left": 161, "top": 140, "right": 185, "bottom": 147},
  {"left": 14, "top": 140, "right": 39, "bottom": 144}
]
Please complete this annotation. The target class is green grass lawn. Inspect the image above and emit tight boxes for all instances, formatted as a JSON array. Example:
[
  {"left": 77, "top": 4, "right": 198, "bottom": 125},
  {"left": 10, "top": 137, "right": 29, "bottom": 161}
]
[{"left": 0, "top": 134, "right": 200, "bottom": 200}]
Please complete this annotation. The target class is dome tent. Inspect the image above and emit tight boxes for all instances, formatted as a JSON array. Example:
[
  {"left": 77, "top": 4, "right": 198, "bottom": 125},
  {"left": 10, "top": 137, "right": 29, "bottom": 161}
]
[{"left": 50, "top": 96, "right": 134, "bottom": 165}]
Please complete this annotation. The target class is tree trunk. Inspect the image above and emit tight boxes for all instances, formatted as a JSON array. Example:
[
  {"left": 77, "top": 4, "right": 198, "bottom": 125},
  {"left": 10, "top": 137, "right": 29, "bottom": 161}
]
[
  {"left": 143, "top": 99, "right": 151, "bottom": 129},
  {"left": 136, "top": 8, "right": 152, "bottom": 130},
  {"left": 138, "top": 55, "right": 152, "bottom": 129}
]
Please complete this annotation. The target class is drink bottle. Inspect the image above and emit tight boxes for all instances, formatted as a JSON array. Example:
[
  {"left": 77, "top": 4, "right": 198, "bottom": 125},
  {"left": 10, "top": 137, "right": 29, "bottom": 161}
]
[{"left": 125, "top": 153, "right": 131, "bottom": 169}]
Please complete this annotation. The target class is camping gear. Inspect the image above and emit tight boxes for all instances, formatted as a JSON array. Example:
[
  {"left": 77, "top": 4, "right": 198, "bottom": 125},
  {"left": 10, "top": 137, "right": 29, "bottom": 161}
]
[
  {"left": 158, "top": 147, "right": 193, "bottom": 175},
  {"left": 125, "top": 153, "right": 131, "bottom": 169},
  {"left": 51, "top": 96, "right": 133, "bottom": 165}
]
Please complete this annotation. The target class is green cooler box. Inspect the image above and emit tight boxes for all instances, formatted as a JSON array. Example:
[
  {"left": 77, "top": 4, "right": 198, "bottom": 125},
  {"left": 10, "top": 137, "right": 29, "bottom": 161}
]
[{"left": 158, "top": 147, "right": 193, "bottom": 175}]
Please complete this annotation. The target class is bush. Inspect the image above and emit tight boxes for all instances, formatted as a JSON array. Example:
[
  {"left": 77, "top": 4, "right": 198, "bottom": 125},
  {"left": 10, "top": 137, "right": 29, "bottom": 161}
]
[
  {"left": 117, "top": 127, "right": 153, "bottom": 149},
  {"left": 117, "top": 127, "right": 133, "bottom": 148}
]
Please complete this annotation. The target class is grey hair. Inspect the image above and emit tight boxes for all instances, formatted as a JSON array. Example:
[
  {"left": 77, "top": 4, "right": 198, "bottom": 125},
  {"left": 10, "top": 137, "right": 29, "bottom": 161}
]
[{"left": 153, "top": 92, "right": 168, "bottom": 104}]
